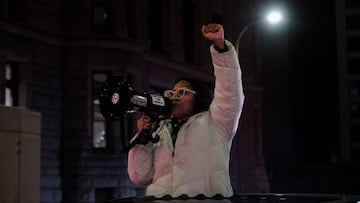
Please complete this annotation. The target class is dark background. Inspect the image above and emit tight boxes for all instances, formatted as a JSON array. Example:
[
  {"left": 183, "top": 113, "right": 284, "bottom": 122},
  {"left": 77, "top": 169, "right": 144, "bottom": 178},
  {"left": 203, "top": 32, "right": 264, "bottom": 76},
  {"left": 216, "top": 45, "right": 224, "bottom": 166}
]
[{"left": 287, "top": 1, "right": 338, "bottom": 163}]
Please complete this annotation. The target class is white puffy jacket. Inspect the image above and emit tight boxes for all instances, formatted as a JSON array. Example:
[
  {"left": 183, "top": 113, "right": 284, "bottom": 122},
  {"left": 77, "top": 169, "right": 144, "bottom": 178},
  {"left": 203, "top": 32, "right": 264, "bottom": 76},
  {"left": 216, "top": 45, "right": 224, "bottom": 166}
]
[{"left": 127, "top": 40, "right": 244, "bottom": 198}]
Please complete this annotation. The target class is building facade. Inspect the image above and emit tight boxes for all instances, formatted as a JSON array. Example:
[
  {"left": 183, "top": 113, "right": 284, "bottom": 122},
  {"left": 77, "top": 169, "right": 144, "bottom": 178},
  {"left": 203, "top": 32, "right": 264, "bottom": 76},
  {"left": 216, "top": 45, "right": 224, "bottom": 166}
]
[
  {"left": 336, "top": 0, "right": 360, "bottom": 161},
  {"left": 0, "top": 0, "right": 268, "bottom": 202}
]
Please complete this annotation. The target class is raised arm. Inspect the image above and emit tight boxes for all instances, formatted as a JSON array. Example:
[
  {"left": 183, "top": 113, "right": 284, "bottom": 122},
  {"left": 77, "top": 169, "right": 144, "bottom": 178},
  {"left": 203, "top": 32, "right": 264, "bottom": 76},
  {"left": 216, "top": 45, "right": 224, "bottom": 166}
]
[{"left": 201, "top": 23, "right": 245, "bottom": 139}]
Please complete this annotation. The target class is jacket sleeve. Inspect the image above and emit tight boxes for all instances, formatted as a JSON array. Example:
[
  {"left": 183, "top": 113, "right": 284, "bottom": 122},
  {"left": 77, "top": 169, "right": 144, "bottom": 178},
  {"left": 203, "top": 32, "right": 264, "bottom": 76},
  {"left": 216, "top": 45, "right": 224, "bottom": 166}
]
[
  {"left": 127, "top": 133, "right": 154, "bottom": 186},
  {"left": 209, "top": 40, "right": 245, "bottom": 140}
]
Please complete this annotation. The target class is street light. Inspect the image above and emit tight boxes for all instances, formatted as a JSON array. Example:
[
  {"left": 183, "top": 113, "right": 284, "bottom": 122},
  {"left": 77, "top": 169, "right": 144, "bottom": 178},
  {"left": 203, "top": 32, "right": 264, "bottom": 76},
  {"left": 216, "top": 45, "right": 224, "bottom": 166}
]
[
  {"left": 267, "top": 11, "right": 282, "bottom": 24},
  {"left": 235, "top": 10, "right": 283, "bottom": 56}
]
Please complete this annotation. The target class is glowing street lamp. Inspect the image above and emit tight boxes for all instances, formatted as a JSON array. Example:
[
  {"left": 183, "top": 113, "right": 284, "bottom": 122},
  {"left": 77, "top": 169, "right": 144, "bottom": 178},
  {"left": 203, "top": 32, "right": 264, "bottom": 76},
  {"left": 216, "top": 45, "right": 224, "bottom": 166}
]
[
  {"left": 235, "top": 10, "right": 284, "bottom": 56},
  {"left": 267, "top": 11, "right": 283, "bottom": 24}
]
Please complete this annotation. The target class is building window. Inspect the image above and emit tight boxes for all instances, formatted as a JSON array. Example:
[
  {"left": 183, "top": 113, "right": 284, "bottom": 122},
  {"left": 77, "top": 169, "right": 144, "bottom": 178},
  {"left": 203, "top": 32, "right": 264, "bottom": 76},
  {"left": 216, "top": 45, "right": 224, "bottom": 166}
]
[
  {"left": 149, "top": 0, "right": 163, "bottom": 53},
  {"left": 92, "top": 72, "right": 110, "bottom": 149},
  {"left": 4, "top": 62, "right": 18, "bottom": 107},
  {"left": 183, "top": 0, "right": 195, "bottom": 63},
  {"left": 92, "top": 0, "right": 112, "bottom": 34},
  {"left": 346, "top": 0, "right": 360, "bottom": 8},
  {"left": 126, "top": 0, "right": 136, "bottom": 39},
  {"left": 0, "top": 0, "right": 26, "bottom": 22}
]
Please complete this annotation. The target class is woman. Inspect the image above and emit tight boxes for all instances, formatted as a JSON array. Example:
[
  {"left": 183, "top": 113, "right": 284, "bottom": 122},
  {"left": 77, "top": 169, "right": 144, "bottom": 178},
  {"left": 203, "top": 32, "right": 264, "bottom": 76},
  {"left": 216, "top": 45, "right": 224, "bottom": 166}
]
[{"left": 127, "top": 23, "right": 245, "bottom": 198}]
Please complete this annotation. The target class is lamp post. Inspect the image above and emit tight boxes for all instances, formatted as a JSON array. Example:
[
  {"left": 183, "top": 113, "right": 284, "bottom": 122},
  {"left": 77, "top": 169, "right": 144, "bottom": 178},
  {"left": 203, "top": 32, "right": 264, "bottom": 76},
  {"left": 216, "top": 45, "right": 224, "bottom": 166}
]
[
  {"left": 232, "top": 9, "right": 284, "bottom": 193},
  {"left": 235, "top": 10, "right": 283, "bottom": 56}
]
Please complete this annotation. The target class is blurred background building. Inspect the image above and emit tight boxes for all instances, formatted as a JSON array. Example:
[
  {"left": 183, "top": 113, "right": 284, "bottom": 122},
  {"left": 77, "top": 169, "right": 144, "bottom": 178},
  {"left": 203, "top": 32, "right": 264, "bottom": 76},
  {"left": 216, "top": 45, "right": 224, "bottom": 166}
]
[{"left": 0, "top": 0, "right": 359, "bottom": 203}]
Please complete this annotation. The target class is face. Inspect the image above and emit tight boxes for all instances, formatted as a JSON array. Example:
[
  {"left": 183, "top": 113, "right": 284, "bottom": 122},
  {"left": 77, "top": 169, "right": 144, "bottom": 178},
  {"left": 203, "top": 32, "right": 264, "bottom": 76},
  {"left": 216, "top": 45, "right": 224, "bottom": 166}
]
[{"left": 167, "top": 80, "right": 196, "bottom": 121}]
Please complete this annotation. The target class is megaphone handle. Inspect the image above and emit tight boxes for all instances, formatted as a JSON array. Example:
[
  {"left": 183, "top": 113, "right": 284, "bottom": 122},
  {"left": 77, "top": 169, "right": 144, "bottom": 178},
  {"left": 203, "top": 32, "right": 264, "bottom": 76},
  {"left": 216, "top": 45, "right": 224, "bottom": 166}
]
[
  {"left": 123, "top": 140, "right": 137, "bottom": 153},
  {"left": 123, "top": 117, "right": 163, "bottom": 154},
  {"left": 123, "top": 129, "right": 153, "bottom": 153}
]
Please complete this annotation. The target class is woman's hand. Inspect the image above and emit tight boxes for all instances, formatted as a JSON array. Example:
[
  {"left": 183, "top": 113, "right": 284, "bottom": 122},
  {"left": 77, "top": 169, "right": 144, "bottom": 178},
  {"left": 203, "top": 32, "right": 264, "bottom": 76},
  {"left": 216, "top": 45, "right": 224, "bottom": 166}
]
[
  {"left": 201, "top": 23, "right": 225, "bottom": 49},
  {"left": 136, "top": 114, "right": 153, "bottom": 133}
]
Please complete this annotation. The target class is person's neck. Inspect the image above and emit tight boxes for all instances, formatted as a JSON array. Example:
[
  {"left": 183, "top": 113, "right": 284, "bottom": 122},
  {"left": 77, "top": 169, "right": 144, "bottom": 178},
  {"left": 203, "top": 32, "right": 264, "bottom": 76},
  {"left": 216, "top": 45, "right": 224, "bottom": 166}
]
[{"left": 172, "top": 116, "right": 188, "bottom": 124}]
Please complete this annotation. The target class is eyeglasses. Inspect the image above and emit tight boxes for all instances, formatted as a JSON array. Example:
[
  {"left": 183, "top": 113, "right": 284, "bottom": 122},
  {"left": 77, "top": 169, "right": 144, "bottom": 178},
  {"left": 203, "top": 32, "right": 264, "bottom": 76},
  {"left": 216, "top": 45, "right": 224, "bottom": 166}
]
[{"left": 164, "top": 87, "right": 197, "bottom": 100}]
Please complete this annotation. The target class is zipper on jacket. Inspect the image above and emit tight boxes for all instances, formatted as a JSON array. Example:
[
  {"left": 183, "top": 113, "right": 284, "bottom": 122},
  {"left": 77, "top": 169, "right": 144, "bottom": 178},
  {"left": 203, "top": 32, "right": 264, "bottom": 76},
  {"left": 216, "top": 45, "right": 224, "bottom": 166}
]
[
  {"left": 172, "top": 138, "right": 176, "bottom": 157},
  {"left": 170, "top": 149, "right": 175, "bottom": 195}
]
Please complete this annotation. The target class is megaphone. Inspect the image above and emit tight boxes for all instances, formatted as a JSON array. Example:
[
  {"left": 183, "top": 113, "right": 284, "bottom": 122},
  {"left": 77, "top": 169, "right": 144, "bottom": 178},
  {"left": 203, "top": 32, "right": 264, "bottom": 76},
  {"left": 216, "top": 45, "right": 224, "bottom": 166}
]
[
  {"left": 98, "top": 75, "right": 172, "bottom": 152},
  {"left": 98, "top": 75, "right": 172, "bottom": 121}
]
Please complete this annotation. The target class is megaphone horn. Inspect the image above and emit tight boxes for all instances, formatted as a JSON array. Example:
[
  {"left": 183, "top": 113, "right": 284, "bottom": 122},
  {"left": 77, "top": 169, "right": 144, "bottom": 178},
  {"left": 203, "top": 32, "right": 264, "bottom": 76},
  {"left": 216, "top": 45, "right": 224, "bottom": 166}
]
[{"left": 98, "top": 75, "right": 172, "bottom": 120}]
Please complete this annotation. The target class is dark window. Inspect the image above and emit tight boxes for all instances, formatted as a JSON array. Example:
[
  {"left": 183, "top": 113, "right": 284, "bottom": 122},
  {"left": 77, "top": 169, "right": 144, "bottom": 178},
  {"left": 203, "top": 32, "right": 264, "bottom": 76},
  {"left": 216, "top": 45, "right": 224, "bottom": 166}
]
[
  {"left": 347, "top": 36, "right": 360, "bottom": 52},
  {"left": 349, "top": 81, "right": 360, "bottom": 97},
  {"left": 127, "top": 0, "right": 136, "bottom": 39},
  {"left": 351, "top": 125, "right": 360, "bottom": 142},
  {"left": 348, "top": 58, "right": 360, "bottom": 75},
  {"left": 149, "top": 0, "right": 163, "bottom": 53},
  {"left": 351, "top": 148, "right": 360, "bottom": 161},
  {"left": 92, "top": 72, "right": 110, "bottom": 149},
  {"left": 346, "top": 0, "right": 360, "bottom": 8},
  {"left": 183, "top": 0, "right": 195, "bottom": 63},
  {"left": 8, "top": 0, "right": 27, "bottom": 22},
  {"left": 0, "top": 0, "right": 26, "bottom": 22},
  {"left": 0, "top": 1, "right": 8, "bottom": 19},
  {"left": 349, "top": 102, "right": 360, "bottom": 119},
  {"left": 346, "top": 13, "right": 360, "bottom": 30},
  {"left": 4, "top": 62, "right": 19, "bottom": 107},
  {"left": 92, "top": 0, "right": 112, "bottom": 34}
]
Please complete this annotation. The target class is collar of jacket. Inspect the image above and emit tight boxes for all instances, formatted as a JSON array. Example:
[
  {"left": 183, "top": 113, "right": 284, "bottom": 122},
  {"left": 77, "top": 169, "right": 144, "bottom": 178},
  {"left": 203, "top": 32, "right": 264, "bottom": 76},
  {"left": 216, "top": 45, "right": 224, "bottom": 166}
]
[{"left": 174, "top": 111, "right": 207, "bottom": 145}]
